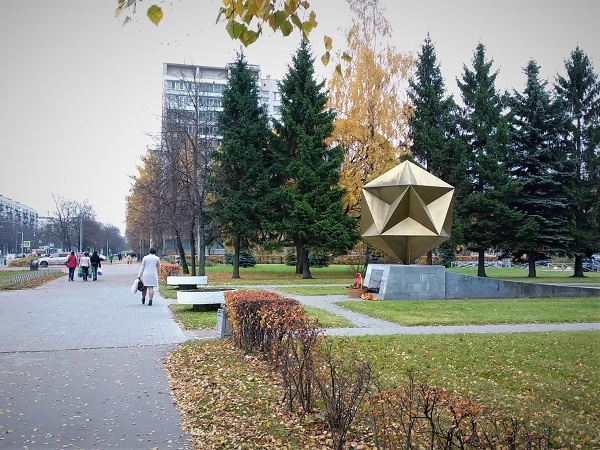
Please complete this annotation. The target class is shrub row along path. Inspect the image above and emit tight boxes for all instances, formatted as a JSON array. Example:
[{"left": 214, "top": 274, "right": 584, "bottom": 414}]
[{"left": 1, "top": 268, "right": 598, "bottom": 449}]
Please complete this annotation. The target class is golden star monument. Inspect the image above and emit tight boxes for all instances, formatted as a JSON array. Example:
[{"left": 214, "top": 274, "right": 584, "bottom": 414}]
[{"left": 361, "top": 161, "right": 455, "bottom": 264}]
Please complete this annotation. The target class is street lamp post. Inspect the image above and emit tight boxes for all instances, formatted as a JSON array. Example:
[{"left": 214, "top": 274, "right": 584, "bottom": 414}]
[{"left": 16, "top": 230, "right": 23, "bottom": 255}]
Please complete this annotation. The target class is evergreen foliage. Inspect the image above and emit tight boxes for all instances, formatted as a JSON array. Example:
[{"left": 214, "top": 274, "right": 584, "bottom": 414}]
[
  {"left": 408, "top": 34, "right": 468, "bottom": 262},
  {"left": 508, "top": 60, "right": 574, "bottom": 277},
  {"left": 457, "top": 43, "right": 521, "bottom": 277},
  {"left": 211, "top": 51, "right": 272, "bottom": 278},
  {"left": 555, "top": 47, "right": 600, "bottom": 276},
  {"left": 273, "top": 40, "right": 359, "bottom": 279},
  {"left": 225, "top": 250, "right": 257, "bottom": 267}
]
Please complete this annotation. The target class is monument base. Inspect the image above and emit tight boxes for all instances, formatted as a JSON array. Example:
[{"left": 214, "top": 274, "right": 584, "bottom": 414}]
[
  {"left": 364, "top": 264, "right": 446, "bottom": 300},
  {"left": 363, "top": 264, "right": 600, "bottom": 301}
]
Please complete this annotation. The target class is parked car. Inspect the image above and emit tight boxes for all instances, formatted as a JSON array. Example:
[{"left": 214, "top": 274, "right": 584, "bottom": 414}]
[
  {"left": 582, "top": 257, "right": 600, "bottom": 272},
  {"left": 36, "top": 252, "right": 70, "bottom": 267}
]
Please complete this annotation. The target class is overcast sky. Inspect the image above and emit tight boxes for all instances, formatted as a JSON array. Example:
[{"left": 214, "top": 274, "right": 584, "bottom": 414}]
[{"left": 1, "top": 0, "right": 598, "bottom": 235}]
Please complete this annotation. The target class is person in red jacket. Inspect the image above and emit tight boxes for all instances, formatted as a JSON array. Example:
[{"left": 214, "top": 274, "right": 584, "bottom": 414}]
[{"left": 66, "top": 251, "right": 77, "bottom": 281}]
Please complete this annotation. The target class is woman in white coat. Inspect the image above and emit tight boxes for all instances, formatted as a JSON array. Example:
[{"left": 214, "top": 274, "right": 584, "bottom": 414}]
[{"left": 138, "top": 248, "right": 160, "bottom": 306}]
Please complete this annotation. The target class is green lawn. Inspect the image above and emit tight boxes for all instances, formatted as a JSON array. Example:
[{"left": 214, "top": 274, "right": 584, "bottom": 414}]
[
  {"left": 181, "top": 263, "right": 357, "bottom": 285},
  {"left": 344, "top": 331, "right": 599, "bottom": 448},
  {"left": 337, "top": 297, "right": 600, "bottom": 325},
  {"left": 0, "top": 269, "right": 63, "bottom": 289},
  {"left": 449, "top": 266, "right": 600, "bottom": 283},
  {"left": 276, "top": 285, "right": 347, "bottom": 295}
]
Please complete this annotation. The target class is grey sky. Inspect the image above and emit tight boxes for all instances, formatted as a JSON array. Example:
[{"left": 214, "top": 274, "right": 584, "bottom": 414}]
[{"left": 0, "top": 0, "right": 597, "bottom": 235}]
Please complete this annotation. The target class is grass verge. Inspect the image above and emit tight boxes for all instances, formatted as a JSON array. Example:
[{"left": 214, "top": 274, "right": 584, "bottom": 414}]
[
  {"left": 449, "top": 266, "right": 600, "bottom": 283},
  {"left": 0, "top": 270, "right": 64, "bottom": 290},
  {"left": 337, "top": 297, "right": 600, "bottom": 325},
  {"left": 165, "top": 331, "right": 599, "bottom": 449}
]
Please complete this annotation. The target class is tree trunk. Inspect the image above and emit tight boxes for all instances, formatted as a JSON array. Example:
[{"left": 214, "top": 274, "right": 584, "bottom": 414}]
[
  {"left": 477, "top": 249, "right": 487, "bottom": 277},
  {"left": 301, "top": 246, "right": 312, "bottom": 279},
  {"left": 232, "top": 234, "right": 240, "bottom": 279},
  {"left": 573, "top": 254, "right": 585, "bottom": 278},
  {"left": 176, "top": 232, "right": 188, "bottom": 274},
  {"left": 197, "top": 215, "right": 206, "bottom": 276},
  {"left": 295, "top": 242, "right": 303, "bottom": 275},
  {"left": 426, "top": 250, "right": 433, "bottom": 265},
  {"left": 189, "top": 223, "right": 196, "bottom": 276},
  {"left": 527, "top": 251, "right": 537, "bottom": 278}
]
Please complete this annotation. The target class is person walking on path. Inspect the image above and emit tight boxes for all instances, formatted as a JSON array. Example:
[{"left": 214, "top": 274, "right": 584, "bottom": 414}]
[
  {"left": 90, "top": 250, "right": 102, "bottom": 281},
  {"left": 138, "top": 248, "right": 160, "bottom": 306},
  {"left": 79, "top": 251, "right": 91, "bottom": 281},
  {"left": 66, "top": 251, "right": 77, "bottom": 281}
]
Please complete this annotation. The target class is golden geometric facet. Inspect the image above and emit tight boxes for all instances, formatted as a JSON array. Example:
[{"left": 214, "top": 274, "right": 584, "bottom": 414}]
[{"left": 361, "top": 161, "right": 454, "bottom": 264}]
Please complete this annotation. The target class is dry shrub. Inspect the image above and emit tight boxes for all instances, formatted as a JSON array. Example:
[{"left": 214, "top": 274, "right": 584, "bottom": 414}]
[
  {"left": 158, "top": 263, "right": 180, "bottom": 282},
  {"left": 370, "top": 371, "right": 552, "bottom": 450}
]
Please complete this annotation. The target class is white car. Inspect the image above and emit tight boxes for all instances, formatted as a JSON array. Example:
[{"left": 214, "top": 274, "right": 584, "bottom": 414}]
[{"left": 36, "top": 252, "right": 70, "bottom": 267}]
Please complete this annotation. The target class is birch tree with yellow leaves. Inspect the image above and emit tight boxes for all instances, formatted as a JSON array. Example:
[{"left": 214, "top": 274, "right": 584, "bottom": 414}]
[{"left": 327, "top": 0, "right": 415, "bottom": 218}]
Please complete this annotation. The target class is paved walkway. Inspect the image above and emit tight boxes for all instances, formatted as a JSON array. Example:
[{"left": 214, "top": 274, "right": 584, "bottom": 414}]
[
  {"left": 266, "top": 287, "right": 600, "bottom": 337},
  {"left": 0, "top": 263, "right": 191, "bottom": 449},
  {"left": 0, "top": 271, "right": 598, "bottom": 449}
]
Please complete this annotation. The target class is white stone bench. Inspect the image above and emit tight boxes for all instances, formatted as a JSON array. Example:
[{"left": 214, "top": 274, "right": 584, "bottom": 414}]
[
  {"left": 176, "top": 289, "right": 233, "bottom": 305},
  {"left": 166, "top": 275, "right": 208, "bottom": 289}
]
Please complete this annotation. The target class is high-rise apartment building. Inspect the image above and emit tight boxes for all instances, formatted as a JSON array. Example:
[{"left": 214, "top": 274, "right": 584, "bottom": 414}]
[
  {"left": 162, "top": 62, "right": 281, "bottom": 142},
  {"left": 0, "top": 195, "right": 38, "bottom": 255},
  {"left": 0, "top": 195, "right": 38, "bottom": 229}
]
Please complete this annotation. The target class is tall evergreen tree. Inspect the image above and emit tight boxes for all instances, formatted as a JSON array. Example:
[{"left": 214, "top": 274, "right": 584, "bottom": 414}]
[
  {"left": 274, "top": 40, "right": 359, "bottom": 279},
  {"left": 211, "top": 51, "right": 272, "bottom": 278},
  {"left": 509, "top": 60, "right": 573, "bottom": 277},
  {"left": 408, "top": 33, "right": 468, "bottom": 265},
  {"left": 555, "top": 47, "right": 600, "bottom": 276},
  {"left": 457, "top": 43, "right": 520, "bottom": 277}
]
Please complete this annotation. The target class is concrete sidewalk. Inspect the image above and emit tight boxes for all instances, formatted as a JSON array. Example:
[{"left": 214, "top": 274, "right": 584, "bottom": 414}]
[{"left": 0, "top": 264, "right": 191, "bottom": 449}]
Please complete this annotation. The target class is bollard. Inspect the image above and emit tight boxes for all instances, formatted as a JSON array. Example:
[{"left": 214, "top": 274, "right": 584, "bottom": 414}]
[{"left": 216, "top": 306, "right": 232, "bottom": 338}]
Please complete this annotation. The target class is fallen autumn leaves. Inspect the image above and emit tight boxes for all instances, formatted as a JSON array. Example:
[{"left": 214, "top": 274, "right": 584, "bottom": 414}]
[{"left": 164, "top": 340, "right": 373, "bottom": 449}]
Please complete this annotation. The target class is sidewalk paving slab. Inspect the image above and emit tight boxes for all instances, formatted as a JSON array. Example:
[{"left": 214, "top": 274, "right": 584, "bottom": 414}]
[{"left": 0, "top": 264, "right": 192, "bottom": 449}]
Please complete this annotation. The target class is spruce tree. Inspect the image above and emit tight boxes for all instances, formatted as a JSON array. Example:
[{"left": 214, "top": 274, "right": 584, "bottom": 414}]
[
  {"left": 457, "top": 43, "right": 520, "bottom": 277},
  {"left": 509, "top": 60, "right": 573, "bottom": 277},
  {"left": 408, "top": 34, "right": 468, "bottom": 265},
  {"left": 555, "top": 47, "right": 600, "bottom": 276},
  {"left": 211, "top": 51, "right": 271, "bottom": 278},
  {"left": 274, "top": 40, "right": 359, "bottom": 279}
]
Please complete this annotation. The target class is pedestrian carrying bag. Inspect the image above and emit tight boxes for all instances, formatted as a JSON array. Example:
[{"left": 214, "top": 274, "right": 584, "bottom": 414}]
[
  {"left": 97, "top": 267, "right": 103, "bottom": 276},
  {"left": 77, "top": 268, "right": 83, "bottom": 278},
  {"left": 137, "top": 278, "right": 144, "bottom": 291}
]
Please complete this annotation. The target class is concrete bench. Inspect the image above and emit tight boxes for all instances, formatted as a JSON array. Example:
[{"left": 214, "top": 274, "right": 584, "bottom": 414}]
[{"left": 166, "top": 275, "right": 208, "bottom": 289}]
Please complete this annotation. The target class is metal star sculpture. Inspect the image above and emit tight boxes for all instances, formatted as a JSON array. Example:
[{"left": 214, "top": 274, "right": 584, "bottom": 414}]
[{"left": 361, "top": 161, "right": 455, "bottom": 264}]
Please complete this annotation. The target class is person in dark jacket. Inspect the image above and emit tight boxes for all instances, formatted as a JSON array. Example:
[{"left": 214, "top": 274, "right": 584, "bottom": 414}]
[{"left": 90, "top": 250, "right": 102, "bottom": 281}]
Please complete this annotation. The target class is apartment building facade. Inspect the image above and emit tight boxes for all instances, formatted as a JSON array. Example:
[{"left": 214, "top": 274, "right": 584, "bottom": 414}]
[
  {"left": 162, "top": 62, "right": 281, "bottom": 141},
  {"left": 0, "top": 195, "right": 39, "bottom": 255}
]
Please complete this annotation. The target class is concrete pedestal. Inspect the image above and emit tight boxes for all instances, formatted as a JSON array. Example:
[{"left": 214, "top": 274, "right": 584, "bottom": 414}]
[{"left": 364, "top": 264, "right": 446, "bottom": 300}]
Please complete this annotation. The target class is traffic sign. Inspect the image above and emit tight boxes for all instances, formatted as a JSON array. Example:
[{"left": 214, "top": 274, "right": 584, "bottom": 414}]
[{"left": 23, "top": 240, "right": 30, "bottom": 248}]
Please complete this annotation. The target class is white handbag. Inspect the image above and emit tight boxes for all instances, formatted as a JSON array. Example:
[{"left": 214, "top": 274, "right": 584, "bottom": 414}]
[{"left": 130, "top": 278, "right": 139, "bottom": 294}]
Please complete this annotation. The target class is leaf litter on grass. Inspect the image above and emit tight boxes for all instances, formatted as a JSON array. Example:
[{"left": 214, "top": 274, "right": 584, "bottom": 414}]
[{"left": 164, "top": 340, "right": 374, "bottom": 449}]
